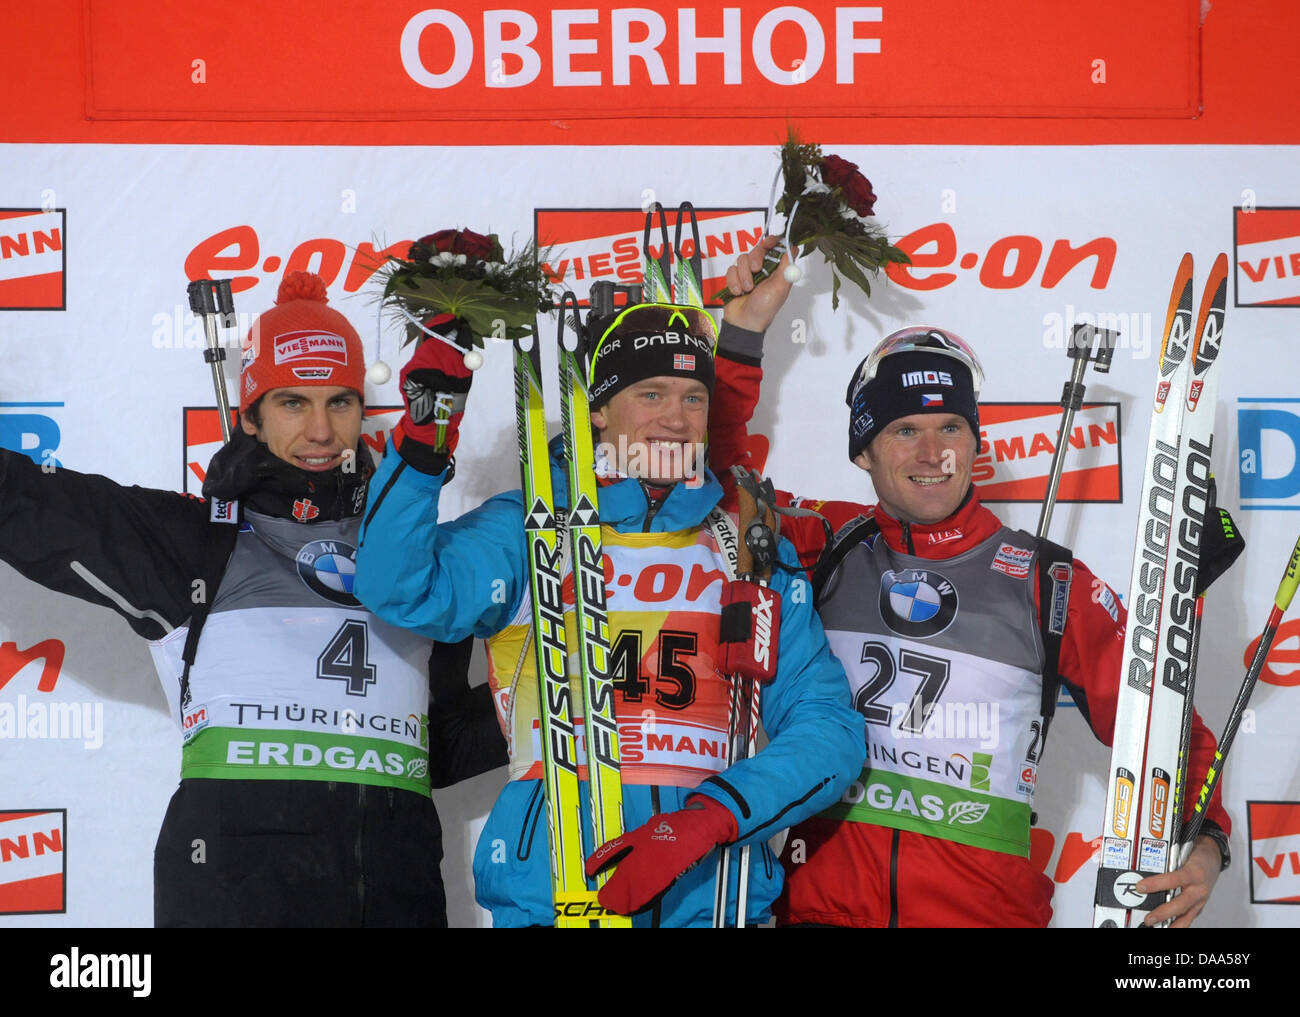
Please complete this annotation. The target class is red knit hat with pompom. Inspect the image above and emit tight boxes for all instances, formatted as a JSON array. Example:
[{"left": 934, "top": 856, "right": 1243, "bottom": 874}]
[{"left": 239, "top": 271, "right": 365, "bottom": 408}]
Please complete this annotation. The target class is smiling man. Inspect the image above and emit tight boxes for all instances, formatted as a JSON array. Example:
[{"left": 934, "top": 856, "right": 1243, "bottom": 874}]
[
  {"left": 0, "top": 271, "right": 496, "bottom": 927},
  {"left": 355, "top": 300, "right": 863, "bottom": 927},
  {"left": 707, "top": 246, "right": 1234, "bottom": 928}
]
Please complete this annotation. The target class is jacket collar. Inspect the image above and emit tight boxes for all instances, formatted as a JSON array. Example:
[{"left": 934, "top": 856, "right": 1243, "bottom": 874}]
[
  {"left": 872, "top": 485, "right": 1003, "bottom": 557},
  {"left": 549, "top": 438, "right": 723, "bottom": 533}
]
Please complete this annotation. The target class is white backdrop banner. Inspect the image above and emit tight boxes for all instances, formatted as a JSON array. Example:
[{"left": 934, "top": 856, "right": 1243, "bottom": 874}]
[{"left": 1, "top": 142, "right": 1298, "bottom": 926}]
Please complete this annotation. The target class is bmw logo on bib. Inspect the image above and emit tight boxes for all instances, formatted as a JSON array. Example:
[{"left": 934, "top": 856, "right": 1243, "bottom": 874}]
[
  {"left": 296, "top": 539, "right": 360, "bottom": 606},
  {"left": 880, "top": 568, "right": 958, "bottom": 637}
]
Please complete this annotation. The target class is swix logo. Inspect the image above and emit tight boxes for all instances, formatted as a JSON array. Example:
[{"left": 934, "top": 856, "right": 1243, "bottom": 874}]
[
  {"left": 1111, "top": 767, "right": 1135, "bottom": 837},
  {"left": 1234, "top": 207, "right": 1300, "bottom": 307},
  {"left": 534, "top": 207, "right": 764, "bottom": 306},
  {"left": 885, "top": 223, "right": 1115, "bottom": 292},
  {"left": 181, "top": 405, "right": 401, "bottom": 493},
  {"left": 0, "top": 209, "right": 65, "bottom": 310},
  {"left": 183, "top": 225, "right": 407, "bottom": 296},
  {"left": 0, "top": 401, "right": 65, "bottom": 470},
  {"left": 1247, "top": 801, "right": 1300, "bottom": 903},
  {"left": 0, "top": 810, "right": 66, "bottom": 915},
  {"left": 1148, "top": 769, "right": 1170, "bottom": 839},
  {"left": 972, "top": 402, "right": 1120, "bottom": 503},
  {"left": 753, "top": 589, "right": 774, "bottom": 668}
]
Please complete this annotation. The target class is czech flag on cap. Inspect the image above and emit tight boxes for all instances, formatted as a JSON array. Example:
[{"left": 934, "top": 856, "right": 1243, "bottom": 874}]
[{"left": 921, "top": 393, "right": 944, "bottom": 407}]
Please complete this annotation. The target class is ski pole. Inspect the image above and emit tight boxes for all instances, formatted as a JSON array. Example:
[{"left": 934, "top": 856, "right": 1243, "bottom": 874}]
[
  {"left": 186, "top": 278, "right": 236, "bottom": 443},
  {"left": 714, "top": 468, "right": 780, "bottom": 927},
  {"left": 673, "top": 202, "right": 703, "bottom": 308},
  {"left": 1179, "top": 533, "right": 1300, "bottom": 858},
  {"left": 1035, "top": 322, "right": 1118, "bottom": 541},
  {"left": 642, "top": 203, "right": 672, "bottom": 303}
]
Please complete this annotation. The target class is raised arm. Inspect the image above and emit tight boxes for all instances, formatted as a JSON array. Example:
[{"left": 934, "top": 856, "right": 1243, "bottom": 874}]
[{"left": 0, "top": 448, "right": 210, "bottom": 640}]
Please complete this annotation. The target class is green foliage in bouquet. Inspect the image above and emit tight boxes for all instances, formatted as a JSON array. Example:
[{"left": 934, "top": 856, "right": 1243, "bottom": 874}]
[
  {"left": 376, "top": 228, "right": 557, "bottom": 345},
  {"left": 729, "top": 131, "right": 911, "bottom": 309}
]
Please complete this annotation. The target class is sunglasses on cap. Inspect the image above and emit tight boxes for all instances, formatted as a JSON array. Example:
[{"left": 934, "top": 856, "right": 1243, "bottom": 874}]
[
  {"left": 587, "top": 303, "right": 718, "bottom": 383},
  {"left": 859, "top": 326, "right": 985, "bottom": 397}
]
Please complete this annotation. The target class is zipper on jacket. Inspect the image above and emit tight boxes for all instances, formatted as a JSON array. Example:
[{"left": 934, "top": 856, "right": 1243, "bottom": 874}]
[
  {"left": 901, "top": 521, "right": 915, "bottom": 555},
  {"left": 888, "top": 828, "right": 900, "bottom": 928}
]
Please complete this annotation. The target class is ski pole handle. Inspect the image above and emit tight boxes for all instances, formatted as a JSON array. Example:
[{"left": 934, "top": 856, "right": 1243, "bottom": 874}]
[
  {"left": 187, "top": 278, "right": 235, "bottom": 444},
  {"left": 1036, "top": 323, "right": 1120, "bottom": 540}
]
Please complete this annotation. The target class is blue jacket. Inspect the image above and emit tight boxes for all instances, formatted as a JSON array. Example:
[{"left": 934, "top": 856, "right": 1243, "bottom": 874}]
[{"left": 356, "top": 442, "right": 864, "bottom": 926}]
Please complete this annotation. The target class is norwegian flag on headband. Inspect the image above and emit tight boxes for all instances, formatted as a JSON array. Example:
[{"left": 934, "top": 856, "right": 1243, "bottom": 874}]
[
  {"left": 674, "top": 353, "right": 696, "bottom": 371},
  {"left": 921, "top": 393, "right": 944, "bottom": 407}
]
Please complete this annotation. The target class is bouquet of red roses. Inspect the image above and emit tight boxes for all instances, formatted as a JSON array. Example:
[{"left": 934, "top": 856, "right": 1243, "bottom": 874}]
[
  {"left": 724, "top": 131, "right": 910, "bottom": 309},
  {"left": 377, "top": 228, "right": 556, "bottom": 346}
]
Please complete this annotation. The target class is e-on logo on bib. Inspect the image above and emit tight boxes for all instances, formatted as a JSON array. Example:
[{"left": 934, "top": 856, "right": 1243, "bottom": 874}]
[
  {"left": 296, "top": 540, "right": 360, "bottom": 606},
  {"left": 879, "top": 569, "right": 958, "bottom": 638}
]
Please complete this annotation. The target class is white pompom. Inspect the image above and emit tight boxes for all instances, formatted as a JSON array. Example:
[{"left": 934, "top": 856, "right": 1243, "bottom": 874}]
[
  {"left": 783, "top": 263, "right": 803, "bottom": 283},
  {"left": 367, "top": 360, "right": 392, "bottom": 385},
  {"left": 463, "top": 348, "right": 485, "bottom": 371}
]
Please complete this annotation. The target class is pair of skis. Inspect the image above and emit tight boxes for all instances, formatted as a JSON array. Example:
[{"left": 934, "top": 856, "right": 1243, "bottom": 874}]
[
  {"left": 1093, "top": 253, "right": 1228, "bottom": 927},
  {"left": 518, "top": 200, "right": 731, "bottom": 926},
  {"left": 515, "top": 291, "right": 627, "bottom": 926}
]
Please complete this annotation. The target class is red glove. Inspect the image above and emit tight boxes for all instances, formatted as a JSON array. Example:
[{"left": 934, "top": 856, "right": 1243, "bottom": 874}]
[
  {"left": 393, "top": 314, "right": 473, "bottom": 475},
  {"left": 585, "top": 796, "right": 737, "bottom": 915}
]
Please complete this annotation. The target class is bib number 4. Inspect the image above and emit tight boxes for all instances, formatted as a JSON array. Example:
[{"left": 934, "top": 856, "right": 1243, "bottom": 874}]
[{"left": 317, "top": 619, "right": 377, "bottom": 696}]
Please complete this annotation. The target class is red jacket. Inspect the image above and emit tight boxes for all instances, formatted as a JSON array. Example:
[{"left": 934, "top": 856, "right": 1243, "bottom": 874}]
[{"left": 709, "top": 338, "right": 1231, "bottom": 928}]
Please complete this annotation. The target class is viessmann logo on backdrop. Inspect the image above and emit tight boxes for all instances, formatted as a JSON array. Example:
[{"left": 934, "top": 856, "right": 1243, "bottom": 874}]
[
  {"left": 1234, "top": 207, "right": 1300, "bottom": 307},
  {"left": 0, "top": 209, "right": 66, "bottom": 310},
  {"left": 973, "top": 402, "right": 1122, "bottom": 503},
  {"left": 535, "top": 207, "right": 764, "bottom": 305},
  {"left": 1247, "top": 801, "right": 1300, "bottom": 905},
  {"left": 0, "top": 809, "right": 66, "bottom": 915},
  {"left": 182, "top": 406, "right": 403, "bottom": 493}
]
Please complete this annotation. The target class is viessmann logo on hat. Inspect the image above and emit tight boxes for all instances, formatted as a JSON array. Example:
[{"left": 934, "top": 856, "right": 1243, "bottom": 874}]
[{"left": 273, "top": 330, "right": 350, "bottom": 365}]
